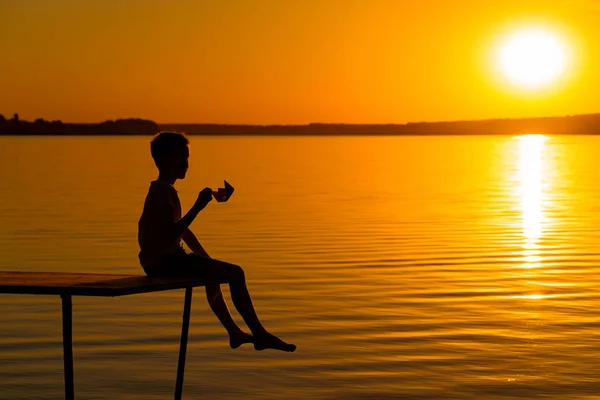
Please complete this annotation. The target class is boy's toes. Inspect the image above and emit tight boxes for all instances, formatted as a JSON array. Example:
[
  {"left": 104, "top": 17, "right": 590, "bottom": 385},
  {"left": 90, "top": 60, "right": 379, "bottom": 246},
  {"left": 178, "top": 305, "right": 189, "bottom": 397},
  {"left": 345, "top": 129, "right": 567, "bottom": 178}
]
[{"left": 253, "top": 333, "right": 296, "bottom": 352}]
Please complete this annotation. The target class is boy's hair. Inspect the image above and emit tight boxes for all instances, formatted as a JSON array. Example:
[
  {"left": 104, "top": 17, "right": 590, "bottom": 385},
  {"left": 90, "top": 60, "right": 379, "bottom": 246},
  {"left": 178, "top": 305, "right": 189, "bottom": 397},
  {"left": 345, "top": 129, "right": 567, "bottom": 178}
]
[{"left": 150, "top": 131, "right": 189, "bottom": 165}]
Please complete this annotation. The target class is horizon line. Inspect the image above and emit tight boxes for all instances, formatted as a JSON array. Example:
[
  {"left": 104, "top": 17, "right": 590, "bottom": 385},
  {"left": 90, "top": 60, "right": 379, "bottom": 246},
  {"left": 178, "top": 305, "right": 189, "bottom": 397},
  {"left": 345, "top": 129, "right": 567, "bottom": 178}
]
[{"left": 4, "top": 111, "right": 599, "bottom": 126}]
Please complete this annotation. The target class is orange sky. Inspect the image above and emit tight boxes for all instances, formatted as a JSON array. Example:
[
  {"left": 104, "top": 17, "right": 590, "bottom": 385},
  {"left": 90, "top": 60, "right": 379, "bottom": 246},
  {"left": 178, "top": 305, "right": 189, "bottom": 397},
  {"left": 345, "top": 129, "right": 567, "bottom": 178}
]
[{"left": 1, "top": 0, "right": 598, "bottom": 124}]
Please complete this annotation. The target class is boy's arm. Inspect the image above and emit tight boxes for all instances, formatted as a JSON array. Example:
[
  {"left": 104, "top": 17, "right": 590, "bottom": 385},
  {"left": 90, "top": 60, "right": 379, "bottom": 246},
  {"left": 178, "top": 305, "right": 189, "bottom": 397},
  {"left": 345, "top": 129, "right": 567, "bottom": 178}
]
[
  {"left": 169, "top": 187, "right": 213, "bottom": 243},
  {"left": 182, "top": 229, "right": 210, "bottom": 258},
  {"left": 171, "top": 205, "right": 204, "bottom": 242},
  {"left": 152, "top": 189, "right": 211, "bottom": 250}
]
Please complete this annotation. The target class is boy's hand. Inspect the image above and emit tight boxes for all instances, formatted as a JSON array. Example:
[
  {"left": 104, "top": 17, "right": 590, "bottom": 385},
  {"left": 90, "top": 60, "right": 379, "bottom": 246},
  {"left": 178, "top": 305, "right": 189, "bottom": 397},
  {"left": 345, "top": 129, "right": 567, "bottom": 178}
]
[{"left": 195, "top": 187, "right": 213, "bottom": 209}]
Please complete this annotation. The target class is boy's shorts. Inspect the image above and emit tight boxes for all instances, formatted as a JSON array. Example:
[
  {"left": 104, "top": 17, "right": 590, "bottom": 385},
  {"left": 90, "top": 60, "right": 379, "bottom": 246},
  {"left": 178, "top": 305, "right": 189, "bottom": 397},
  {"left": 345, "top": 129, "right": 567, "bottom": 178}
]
[{"left": 143, "top": 248, "right": 213, "bottom": 278}]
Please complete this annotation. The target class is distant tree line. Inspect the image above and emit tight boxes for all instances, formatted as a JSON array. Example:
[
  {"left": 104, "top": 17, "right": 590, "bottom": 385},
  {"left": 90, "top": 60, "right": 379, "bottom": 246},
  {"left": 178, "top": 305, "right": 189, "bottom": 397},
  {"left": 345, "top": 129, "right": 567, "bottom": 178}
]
[
  {"left": 1, "top": 112, "right": 599, "bottom": 135},
  {"left": 0, "top": 113, "right": 159, "bottom": 135}
]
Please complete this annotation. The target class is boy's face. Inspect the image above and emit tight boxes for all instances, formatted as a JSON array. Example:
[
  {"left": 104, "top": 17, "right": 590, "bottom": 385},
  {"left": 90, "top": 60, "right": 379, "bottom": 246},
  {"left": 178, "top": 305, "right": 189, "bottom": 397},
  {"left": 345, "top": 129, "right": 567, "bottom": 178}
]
[{"left": 161, "top": 144, "right": 189, "bottom": 179}]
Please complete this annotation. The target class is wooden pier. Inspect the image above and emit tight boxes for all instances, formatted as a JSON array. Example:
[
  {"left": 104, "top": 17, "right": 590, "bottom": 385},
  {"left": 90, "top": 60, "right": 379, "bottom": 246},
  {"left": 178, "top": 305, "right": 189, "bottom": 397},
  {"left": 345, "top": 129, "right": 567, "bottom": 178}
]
[{"left": 0, "top": 271, "right": 214, "bottom": 400}]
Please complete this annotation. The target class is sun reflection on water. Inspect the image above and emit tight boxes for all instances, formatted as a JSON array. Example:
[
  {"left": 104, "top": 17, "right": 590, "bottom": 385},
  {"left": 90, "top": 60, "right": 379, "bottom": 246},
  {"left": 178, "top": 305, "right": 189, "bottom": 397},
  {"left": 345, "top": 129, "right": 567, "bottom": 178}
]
[{"left": 516, "top": 134, "right": 549, "bottom": 300}]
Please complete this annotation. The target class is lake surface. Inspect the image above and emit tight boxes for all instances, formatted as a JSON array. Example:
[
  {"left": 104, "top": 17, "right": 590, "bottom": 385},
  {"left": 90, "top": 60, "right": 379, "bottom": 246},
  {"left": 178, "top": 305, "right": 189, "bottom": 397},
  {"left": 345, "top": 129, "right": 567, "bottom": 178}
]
[{"left": 1, "top": 134, "right": 600, "bottom": 399}]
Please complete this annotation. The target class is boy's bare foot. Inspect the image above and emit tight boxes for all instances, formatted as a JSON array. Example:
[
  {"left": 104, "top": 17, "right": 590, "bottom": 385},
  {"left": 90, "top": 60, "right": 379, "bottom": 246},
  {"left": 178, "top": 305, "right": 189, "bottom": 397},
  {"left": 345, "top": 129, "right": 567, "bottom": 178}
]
[
  {"left": 229, "top": 331, "right": 253, "bottom": 349},
  {"left": 253, "top": 333, "right": 296, "bottom": 352}
]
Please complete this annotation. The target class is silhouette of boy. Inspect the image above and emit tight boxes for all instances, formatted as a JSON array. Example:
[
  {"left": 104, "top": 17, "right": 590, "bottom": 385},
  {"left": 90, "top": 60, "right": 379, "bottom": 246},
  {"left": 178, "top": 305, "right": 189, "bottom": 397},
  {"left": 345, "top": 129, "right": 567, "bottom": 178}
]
[{"left": 138, "top": 131, "right": 295, "bottom": 352}]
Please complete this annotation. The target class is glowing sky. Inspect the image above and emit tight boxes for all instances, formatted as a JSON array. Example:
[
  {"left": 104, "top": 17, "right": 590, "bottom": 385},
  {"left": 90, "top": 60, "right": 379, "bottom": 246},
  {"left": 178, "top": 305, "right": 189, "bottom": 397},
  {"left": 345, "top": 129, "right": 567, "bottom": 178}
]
[{"left": 1, "top": 0, "right": 598, "bottom": 123}]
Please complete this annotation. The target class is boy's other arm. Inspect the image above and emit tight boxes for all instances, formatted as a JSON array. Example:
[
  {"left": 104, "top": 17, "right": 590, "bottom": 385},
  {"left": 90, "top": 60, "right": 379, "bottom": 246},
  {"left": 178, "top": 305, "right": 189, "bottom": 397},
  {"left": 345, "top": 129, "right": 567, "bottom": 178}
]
[{"left": 182, "top": 229, "right": 210, "bottom": 258}]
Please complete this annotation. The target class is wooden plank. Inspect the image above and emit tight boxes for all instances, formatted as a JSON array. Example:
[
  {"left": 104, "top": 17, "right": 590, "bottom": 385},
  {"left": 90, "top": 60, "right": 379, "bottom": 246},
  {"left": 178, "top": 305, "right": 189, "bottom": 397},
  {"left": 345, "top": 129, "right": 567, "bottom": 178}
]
[{"left": 0, "top": 271, "right": 213, "bottom": 297}]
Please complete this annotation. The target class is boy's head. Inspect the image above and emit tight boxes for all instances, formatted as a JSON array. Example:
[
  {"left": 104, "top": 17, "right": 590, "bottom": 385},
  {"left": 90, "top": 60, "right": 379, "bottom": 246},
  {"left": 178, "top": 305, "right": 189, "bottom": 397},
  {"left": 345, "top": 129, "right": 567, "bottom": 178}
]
[{"left": 150, "top": 131, "right": 190, "bottom": 179}]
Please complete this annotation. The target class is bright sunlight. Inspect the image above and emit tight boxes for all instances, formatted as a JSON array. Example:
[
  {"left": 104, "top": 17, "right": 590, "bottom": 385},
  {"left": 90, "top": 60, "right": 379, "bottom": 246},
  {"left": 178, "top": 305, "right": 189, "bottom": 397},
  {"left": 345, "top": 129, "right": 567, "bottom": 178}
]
[{"left": 496, "top": 27, "right": 569, "bottom": 90}]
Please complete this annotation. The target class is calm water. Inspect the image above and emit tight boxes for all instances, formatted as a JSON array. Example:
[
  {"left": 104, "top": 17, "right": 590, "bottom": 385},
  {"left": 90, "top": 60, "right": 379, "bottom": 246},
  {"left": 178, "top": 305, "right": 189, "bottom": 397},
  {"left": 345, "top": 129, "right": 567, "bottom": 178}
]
[{"left": 1, "top": 134, "right": 600, "bottom": 399}]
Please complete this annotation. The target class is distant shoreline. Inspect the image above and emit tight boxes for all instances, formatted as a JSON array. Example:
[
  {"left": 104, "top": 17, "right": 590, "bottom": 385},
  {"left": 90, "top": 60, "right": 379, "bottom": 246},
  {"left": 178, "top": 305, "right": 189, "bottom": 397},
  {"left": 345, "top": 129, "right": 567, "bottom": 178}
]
[{"left": 0, "top": 113, "right": 598, "bottom": 135}]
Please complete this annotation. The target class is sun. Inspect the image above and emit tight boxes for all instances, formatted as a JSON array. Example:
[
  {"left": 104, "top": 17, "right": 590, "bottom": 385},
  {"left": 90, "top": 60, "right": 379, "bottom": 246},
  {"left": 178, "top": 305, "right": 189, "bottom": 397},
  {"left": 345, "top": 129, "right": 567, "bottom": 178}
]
[{"left": 495, "top": 27, "right": 569, "bottom": 89}]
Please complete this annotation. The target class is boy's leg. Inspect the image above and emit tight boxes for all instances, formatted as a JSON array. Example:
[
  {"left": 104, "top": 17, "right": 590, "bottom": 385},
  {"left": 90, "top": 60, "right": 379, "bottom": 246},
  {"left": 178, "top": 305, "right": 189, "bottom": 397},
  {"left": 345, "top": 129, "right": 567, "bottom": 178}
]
[
  {"left": 204, "top": 283, "right": 253, "bottom": 349},
  {"left": 189, "top": 255, "right": 267, "bottom": 335},
  {"left": 189, "top": 255, "right": 296, "bottom": 352}
]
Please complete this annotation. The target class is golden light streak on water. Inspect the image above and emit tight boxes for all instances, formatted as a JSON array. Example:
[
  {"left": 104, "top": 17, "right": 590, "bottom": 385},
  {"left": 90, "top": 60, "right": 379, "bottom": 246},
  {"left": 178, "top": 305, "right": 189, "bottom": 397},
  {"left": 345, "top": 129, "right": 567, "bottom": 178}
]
[
  {"left": 517, "top": 134, "right": 550, "bottom": 278},
  {"left": 515, "top": 294, "right": 546, "bottom": 300},
  {"left": 516, "top": 135, "right": 551, "bottom": 306}
]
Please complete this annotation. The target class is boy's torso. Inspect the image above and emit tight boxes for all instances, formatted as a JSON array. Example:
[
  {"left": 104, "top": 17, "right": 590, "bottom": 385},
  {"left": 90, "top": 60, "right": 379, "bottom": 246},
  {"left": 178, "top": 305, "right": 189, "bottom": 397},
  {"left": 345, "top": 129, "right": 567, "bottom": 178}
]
[{"left": 137, "top": 180, "right": 183, "bottom": 268}]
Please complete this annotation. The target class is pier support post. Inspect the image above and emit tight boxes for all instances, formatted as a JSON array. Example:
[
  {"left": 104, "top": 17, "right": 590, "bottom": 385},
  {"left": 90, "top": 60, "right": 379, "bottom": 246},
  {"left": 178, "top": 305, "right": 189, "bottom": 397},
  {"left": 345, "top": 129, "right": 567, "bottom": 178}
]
[
  {"left": 174, "top": 287, "right": 193, "bottom": 400},
  {"left": 61, "top": 294, "right": 74, "bottom": 400}
]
